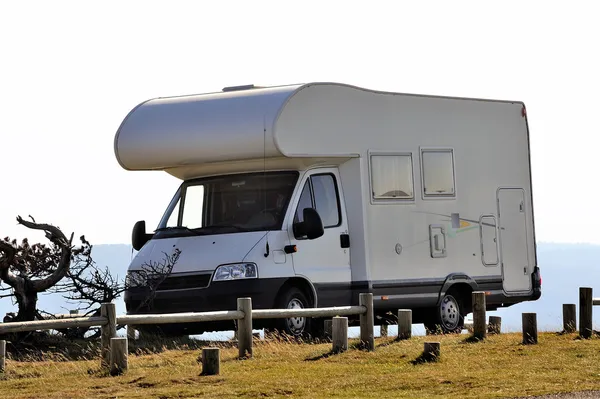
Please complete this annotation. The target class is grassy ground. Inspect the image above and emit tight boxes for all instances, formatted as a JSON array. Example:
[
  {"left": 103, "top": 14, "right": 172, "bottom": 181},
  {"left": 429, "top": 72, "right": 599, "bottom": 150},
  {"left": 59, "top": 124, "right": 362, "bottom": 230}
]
[{"left": 1, "top": 331, "right": 600, "bottom": 399}]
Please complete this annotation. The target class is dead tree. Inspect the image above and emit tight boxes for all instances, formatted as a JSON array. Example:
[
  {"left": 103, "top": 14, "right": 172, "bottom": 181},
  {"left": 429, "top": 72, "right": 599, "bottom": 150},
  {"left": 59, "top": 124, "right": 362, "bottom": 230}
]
[
  {"left": 1, "top": 215, "right": 183, "bottom": 343},
  {"left": 0, "top": 216, "right": 74, "bottom": 323}
]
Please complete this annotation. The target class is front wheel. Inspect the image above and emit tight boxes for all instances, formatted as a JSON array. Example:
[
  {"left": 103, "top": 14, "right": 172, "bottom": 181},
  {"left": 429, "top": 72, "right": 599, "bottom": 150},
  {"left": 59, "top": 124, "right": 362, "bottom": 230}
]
[
  {"left": 274, "top": 287, "right": 312, "bottom": 338},
  {"left": 424, "top": 291, "right": 466, "bottom": 334}
]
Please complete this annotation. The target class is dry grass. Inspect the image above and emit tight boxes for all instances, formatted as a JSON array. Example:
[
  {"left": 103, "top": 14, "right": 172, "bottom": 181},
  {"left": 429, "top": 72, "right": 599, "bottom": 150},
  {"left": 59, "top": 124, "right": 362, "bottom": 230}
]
[{"left": 2, "top": 331, "right": 600, "bottom": 398}]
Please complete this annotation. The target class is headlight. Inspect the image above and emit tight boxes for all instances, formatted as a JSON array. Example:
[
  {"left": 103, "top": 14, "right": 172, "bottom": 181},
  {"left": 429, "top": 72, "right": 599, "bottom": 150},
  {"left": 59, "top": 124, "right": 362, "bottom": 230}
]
[{"left": 212, "top": 263, "right": 258, "bottom": 281}]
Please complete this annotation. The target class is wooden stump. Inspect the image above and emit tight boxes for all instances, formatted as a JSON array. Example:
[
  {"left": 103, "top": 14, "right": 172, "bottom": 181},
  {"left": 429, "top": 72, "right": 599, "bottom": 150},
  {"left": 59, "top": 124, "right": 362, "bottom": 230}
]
[
  {"left": 332, "top": 316, "right": 348, "bottom": 353},
  {"left": 522, "top": 313, "right": 538, "bottom": 345},
  {"left": 0, "top": 339, "right": 5, "bottom": 373},
  {"left": 579, "top": 287, "right": 593, "bottom": 339},
  {"left": 488, "top": 316, "right": 502, "bottom": 334},
  {"left": 397, "top": 309, "right": 412, "bottom": 340},
  {"left": 110, "top": 337, "right": 128, "bottom": 376},
  {"left": 562, "top": 304, "right": 576, "bottom": 333},
  {"left": 472, "top": 291, "right": 486, "bottom": 340},
  {"left": 201, "top": 348, "right": 220, "bottom": 375},
  {"left": 423, "top": 342, "right": 440, "bottom": 362}
]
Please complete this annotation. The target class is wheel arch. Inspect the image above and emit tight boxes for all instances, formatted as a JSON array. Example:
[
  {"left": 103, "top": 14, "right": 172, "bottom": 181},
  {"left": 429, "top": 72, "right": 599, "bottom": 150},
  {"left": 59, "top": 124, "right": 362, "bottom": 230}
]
[
  {"left": 273, "top": 276, "right": 318, "bottom": 308},
  {"left": 437, "top": 273, "right": 478, "bottom": 311}
]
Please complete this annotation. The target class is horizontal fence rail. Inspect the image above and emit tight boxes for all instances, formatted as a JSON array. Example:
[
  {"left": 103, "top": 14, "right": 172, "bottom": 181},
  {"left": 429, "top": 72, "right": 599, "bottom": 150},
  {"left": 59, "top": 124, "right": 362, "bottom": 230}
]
[
  {"left": 252, "top": 306, "right": 366, "bottom": 319},
  {"left": 0, "top": 316, "right": 107, "bottom": 334},
  {"left": 117, "top": 310, "right": 245, "bottom": 325}
]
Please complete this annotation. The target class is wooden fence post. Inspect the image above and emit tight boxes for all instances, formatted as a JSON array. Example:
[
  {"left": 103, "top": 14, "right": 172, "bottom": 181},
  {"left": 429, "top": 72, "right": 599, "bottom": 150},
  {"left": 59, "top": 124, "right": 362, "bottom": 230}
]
[
  {"left": 522, "top": 313, "right": 538, "bottom": 344},
  {"left": 359, "top": 293, "right": 374, "bottom": 351},
  {"left": 423, "top": 342, "right": 440, "bottom": 362},
  {"left": 472, "top": 291, "right": 486, "bottom": 340},
  {"left": 563, "top": 304, "right": 576, "bottom": 333},
  {"left": 201, "top": 347, "right": 220, "bottom": 375},
  {"left": 332, "top": 316, "right": 348, "bottom": 353},
  {"left": 109, "top": 337, "right": 128, "bottom": 376},
  {"left": 488, "top": 316, "right": 502, "bottom": 334},
  {"left": 397, "top": 309, "right": 412, "bottom": 340},
  {"left": 237, "top": 297, "right": 253, "bottom": 358},
  {"left": 100, "top": 303, "right": 117, "bottom": 368},
  {"left": 579, "top": 287, "right": 593, "bottom": 339},
  {"left": 0, "top": 339, "right": 5, "bottom": 372}
]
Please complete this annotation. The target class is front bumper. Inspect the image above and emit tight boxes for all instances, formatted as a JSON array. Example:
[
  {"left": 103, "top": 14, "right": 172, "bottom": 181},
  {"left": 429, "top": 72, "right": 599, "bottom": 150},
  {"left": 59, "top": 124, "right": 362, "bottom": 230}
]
[{"left": 124, "top": 277, "right": 288, "bottom": 314}]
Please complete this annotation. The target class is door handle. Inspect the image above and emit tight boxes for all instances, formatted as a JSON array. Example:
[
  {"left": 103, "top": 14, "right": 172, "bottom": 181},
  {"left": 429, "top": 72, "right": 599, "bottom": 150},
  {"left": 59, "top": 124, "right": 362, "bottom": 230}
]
[{"left": 340, "top": 234, "right": 350, "bottom": 248}]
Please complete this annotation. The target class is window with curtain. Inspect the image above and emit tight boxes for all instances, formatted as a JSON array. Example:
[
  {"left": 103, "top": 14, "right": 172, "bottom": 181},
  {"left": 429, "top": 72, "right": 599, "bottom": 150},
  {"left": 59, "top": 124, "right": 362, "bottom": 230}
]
[
  {"left": 370, "top": 154, "right": 414, "bottom": 201},
  {"left": 421, "top": 149, "right": 455, "bottom": 197}
]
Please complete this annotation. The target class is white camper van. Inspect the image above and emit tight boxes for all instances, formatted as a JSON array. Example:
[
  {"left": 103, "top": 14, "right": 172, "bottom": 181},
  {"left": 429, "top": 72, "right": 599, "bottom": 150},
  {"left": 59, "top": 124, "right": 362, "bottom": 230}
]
[{"left": 114, "top": 82, "right": 541, "bottom": 337}]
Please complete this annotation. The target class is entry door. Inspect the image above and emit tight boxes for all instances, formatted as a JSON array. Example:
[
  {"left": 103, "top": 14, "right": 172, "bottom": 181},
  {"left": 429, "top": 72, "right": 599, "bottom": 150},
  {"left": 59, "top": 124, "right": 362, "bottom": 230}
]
[
  {"left": 288, "top": 169, "right": 351, "bottom": 286},
  {"left": 497, "top": 188, "right": 531, "bottom": 293}
]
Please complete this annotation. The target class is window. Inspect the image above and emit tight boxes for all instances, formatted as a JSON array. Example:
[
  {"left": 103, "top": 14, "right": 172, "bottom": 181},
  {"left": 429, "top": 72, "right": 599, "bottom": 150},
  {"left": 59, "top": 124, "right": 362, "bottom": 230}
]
[
  {"left": 181, "top": 185, "right": 205, "bottom": 228},
  {"left": 156, "top": 171, "right": 299, "bottom": 237},
  {"left": 294, "top": 181, "right": 313, "bottom": 224},
  {"left": 294, "top": 173, "right": 341, "bottom": 230},
  {"left": 370, "top": 154, "right": 414, "bottom": 201},
  {"left": 165, "top": 197, "right": 181, "bottom": 228},
  {"left": 421, "top": 149, "right": 455, "bottom": 197},
  {"left": 312, "top": 174, "right": 340, "bottom": 227}
]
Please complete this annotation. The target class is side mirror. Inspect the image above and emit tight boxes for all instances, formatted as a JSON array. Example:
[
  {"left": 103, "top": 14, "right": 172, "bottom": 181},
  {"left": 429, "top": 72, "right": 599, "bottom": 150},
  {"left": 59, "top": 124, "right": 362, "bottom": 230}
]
[
  {"left": 293, "top": 208, "right": 324, "bottom": 240},
  {"left": 132, "top": 220, "right": 152, "bottom": 251}
]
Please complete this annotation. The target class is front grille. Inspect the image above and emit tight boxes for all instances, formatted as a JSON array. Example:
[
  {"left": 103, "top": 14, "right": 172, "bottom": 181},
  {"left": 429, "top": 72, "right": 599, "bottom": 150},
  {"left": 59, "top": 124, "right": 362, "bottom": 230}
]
[{"left": 151, "top": 273, "right": 212, "bottom": 291}]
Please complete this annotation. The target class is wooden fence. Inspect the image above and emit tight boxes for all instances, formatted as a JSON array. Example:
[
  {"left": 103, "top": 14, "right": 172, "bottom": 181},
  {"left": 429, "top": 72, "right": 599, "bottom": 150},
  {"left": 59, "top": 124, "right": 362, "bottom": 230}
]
[{"left": 1, "top": 288, "right": 599, "bottom": 376}]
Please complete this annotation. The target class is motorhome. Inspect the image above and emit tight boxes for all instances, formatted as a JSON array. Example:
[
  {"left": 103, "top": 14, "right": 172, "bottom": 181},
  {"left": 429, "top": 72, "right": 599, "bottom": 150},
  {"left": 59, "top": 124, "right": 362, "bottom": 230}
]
[{"left": 114, "top": 82, "right": 541, "bottom": 337}]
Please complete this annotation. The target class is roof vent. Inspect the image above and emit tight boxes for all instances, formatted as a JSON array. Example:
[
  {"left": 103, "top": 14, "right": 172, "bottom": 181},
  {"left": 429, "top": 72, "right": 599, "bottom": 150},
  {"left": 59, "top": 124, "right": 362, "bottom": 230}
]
[{"left": 222, "top": 84, "right": 256, "bottom": 92}]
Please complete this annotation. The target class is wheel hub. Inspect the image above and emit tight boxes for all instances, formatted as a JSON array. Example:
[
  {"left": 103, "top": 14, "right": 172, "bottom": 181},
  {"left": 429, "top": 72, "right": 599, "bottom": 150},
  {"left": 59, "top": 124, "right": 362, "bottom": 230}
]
[
  {"left": 440, "top": 295, "right": 460, "bottom": 330},
  {"left": 286, "top": 298, "right": 305, "bottom": 334}
]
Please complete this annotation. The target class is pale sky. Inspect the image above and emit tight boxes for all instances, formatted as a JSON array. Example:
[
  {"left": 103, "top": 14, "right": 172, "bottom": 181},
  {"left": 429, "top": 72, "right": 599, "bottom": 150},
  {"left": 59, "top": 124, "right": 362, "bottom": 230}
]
[{"left": 1, "top": 1, "right": 598, "bottom": 245}]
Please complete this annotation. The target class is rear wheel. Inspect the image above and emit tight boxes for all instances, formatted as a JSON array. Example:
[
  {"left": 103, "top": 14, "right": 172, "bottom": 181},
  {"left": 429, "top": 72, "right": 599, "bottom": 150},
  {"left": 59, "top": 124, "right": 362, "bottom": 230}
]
[{"left": 424, "top": 290, "right": 465, "bottom": 334}]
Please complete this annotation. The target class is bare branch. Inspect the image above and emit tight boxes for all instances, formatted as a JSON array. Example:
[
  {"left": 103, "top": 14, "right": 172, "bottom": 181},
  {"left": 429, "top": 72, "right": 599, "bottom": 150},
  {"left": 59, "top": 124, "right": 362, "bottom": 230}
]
[
  {"left": 16, "top": 216, "right": 70, "bottom": 248},
  {"left": 13, "top": 216, "right": 74, "bottom": 293}
]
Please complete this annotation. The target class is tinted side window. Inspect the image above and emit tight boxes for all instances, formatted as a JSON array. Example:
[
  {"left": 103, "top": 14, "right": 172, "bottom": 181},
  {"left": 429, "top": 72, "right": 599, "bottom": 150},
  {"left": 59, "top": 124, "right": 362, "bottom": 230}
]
[
  {"left": 294, "top": 181, "right": 313, "bottom": 223},
  {"left": 312, "top": 174, "right": 340, "bottom": 228}
]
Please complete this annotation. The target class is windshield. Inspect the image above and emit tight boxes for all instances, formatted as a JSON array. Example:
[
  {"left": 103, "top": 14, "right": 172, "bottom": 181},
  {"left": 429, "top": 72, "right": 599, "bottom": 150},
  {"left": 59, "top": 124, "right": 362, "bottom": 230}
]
[{"left": 156, "top": 171, "right": 299, "bottom": 236}]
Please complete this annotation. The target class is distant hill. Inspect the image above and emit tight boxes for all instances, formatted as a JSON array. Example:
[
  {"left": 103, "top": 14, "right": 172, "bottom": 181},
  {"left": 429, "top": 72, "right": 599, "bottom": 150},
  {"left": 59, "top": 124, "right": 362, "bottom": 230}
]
[{"left": 1, "top": 242, "right": 600, "bottom": 338}]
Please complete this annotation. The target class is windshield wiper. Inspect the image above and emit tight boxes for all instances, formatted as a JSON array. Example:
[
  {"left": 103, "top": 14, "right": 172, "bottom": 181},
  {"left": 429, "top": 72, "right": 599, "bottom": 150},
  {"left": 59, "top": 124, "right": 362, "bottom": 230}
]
[
  {"left": 202, "top": 224, "right": 250, "bottom": 232},
  {"left": 154, "top": 226, "right": 204, "bottom": 236}
]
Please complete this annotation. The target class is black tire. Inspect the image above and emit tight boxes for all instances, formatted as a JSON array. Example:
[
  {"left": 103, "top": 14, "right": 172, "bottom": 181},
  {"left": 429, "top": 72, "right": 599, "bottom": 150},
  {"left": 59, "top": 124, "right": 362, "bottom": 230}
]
[
  {"left": 274, "top": 287, "right": 312, "bottom": 338},
  {"left": 424, "top": 290, "right": 466, "bottom": 334}
]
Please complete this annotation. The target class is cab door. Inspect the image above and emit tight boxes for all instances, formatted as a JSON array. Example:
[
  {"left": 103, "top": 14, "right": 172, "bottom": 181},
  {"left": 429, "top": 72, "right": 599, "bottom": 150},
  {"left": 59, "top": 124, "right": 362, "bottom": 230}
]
[
  {"left": 497, "top": 187, "right": 531, "bottom": 294},
  {"left": 287, "top": 169, "right": 351, "bottom": 302}
]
